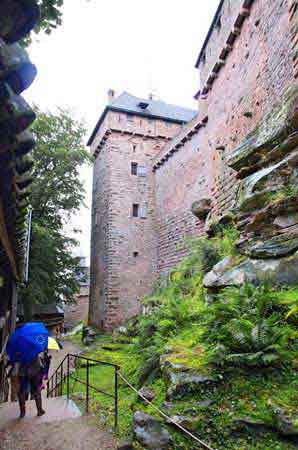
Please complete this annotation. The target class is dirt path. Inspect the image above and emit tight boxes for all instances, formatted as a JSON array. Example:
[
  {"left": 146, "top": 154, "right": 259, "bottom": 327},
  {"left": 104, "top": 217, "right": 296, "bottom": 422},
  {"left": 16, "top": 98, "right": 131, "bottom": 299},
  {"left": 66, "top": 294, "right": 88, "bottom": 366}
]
[{"left": 48, "top": 339, "right": 82, "bottom": 377}]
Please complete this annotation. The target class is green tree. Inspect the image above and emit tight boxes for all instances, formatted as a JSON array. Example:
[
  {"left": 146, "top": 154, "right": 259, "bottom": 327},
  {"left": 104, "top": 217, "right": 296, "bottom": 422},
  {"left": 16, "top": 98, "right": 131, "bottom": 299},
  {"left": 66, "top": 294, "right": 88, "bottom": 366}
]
[
  {"left": 21, "top": 107, "right": 92, "bottom": 320},
  {"left": 36, "top": 0, "right": 63, "bottom": 36},
  {"left": 24, "top": 0, "right": 91, "bottom": 45}
]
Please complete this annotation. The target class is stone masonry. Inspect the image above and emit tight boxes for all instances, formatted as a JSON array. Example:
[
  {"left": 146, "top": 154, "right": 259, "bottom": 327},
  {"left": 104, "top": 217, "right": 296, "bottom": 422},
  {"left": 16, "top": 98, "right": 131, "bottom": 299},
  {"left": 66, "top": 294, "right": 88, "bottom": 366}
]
[{"left": 88, "top": 0, "right": 298, "bottom": 331}]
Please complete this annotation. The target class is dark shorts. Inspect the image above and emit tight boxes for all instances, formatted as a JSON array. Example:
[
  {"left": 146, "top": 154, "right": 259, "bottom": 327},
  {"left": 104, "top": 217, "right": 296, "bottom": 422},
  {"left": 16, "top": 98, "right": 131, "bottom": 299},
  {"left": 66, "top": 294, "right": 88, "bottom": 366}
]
[{"left": 19, "top": 373, "right": 42, "bottom": 398}]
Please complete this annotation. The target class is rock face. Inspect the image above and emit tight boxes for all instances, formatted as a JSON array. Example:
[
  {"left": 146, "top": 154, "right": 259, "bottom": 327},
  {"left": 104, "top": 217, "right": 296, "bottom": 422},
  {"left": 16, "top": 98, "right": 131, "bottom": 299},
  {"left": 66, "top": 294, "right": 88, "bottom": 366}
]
[
  {"left": 204, "top": 253, "right": 298, "bottom": 289},
  {"left": 191, "top": 198, "right": 212, "bottom": 220},
  {"left": 204, "top": 86, "right": 298, "bottom": 290},
  {"left": 133, "top": 411, "right": 172, "bottom": 449}
]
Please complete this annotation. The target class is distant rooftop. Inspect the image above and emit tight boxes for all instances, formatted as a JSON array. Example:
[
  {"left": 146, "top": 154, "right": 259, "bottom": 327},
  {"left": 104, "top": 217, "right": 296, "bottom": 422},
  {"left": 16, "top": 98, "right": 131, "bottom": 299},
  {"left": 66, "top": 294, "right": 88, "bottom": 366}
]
[{"left": 87, "top": 91, "right": 197, "bottom": 146}]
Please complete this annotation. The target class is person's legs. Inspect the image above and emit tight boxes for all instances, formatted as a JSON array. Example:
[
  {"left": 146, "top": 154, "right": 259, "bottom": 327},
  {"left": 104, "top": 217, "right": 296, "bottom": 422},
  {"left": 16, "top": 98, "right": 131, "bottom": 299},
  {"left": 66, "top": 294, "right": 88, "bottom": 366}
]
[
  {"left": 30, "top": 374, "right": 45, "bottom": 416},
  {"left": 18, "top": 392, "right": 26, "bottom": 418},
  {"left": 34, "top": 391, "right": 45, "bottom": 416},
  {"left": 18, "top": 377, "right": 28, "bottom": 418}
]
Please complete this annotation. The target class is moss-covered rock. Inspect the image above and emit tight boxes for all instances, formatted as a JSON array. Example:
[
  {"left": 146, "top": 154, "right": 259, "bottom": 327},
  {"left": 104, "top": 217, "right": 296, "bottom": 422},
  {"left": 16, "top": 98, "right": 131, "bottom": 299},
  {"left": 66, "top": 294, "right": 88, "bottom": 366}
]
[{"left": 203, "top": 253, "right": 298, "bottom": 288}]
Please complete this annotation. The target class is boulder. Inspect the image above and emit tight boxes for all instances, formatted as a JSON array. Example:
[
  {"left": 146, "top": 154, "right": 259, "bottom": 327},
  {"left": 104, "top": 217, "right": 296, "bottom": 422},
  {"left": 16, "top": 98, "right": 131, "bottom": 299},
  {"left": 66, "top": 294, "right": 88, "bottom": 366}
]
[
  {"left": 161, "top": 402, "right": 174, "bottom": 410},
  {"left": 117, "top": 440, "right": 134, "bottom": 450},
  {"left": 139, "top": 387, "right": 155, "bottom": 402},
  {"left": 203, "top": 253, "right": 298, "bottom": 289},
  {"left": 191, "top": 198, "right": 212, "bottom": 220},
  {"left": 166, "top": 415, "right": 198, "bottom": 431},
  {"left": 272, "top": 407, "right": 298, "bottom": 436},
  {"left": 166, "top": 373, "right": 215, "bottom": 400},
  {"left": 232, "top": 416, "right": 268, "bottom": 432},
  {"left": 133, "top": 411, "right": 172, "bottom": 449},
  {"left": 160, "top": 356, "right": 216, "bottom": 400}
]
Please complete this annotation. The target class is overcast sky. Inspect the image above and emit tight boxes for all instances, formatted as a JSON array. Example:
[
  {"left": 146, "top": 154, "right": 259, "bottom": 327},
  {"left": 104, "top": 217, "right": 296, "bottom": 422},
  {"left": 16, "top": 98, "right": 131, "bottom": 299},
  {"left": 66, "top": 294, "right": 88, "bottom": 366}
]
[{"left": 25, "top": 0, "right": 219, "bottom": 260}]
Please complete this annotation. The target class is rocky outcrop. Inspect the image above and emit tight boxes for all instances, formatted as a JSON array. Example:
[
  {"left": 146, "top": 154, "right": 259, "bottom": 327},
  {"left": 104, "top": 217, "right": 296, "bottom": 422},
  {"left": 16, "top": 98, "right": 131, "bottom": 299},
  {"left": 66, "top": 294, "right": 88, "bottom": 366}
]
[
  {"left": 204, "top": 86, "right": 298, "bottom": 290},
  {"left": 204, "top": 253, "right": 298, "bottom": 289},
  {"left": 133, "top": 411, "right": 172, "bottom": 449},
  {"left": 191, "top": 198, "right": 212, "bottom": 220}
]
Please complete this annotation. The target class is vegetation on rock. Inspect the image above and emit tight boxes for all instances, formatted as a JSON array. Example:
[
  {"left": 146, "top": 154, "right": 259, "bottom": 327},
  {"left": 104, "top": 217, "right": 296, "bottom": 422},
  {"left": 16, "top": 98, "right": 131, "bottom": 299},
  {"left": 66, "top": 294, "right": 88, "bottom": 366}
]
[{"left": 67, "top": 228, "right": 298, "bottom": 448}]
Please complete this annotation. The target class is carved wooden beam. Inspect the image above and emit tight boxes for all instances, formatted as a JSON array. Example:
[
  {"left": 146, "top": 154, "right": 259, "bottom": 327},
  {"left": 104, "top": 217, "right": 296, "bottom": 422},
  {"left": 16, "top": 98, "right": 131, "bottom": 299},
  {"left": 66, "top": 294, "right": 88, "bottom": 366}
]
[{"left": 0, "top": 197, "right": 18, "bottom": 279}]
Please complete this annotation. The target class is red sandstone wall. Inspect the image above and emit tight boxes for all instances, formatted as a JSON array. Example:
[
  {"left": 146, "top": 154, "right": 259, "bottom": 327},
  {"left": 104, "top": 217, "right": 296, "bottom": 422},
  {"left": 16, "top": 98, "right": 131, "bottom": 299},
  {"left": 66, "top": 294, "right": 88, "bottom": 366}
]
[
  {"left": 65, "top": 295, "right": 89, "bottom": 331},
  {"left": 89, "top": 132, "right": 113, "bottom": 329},
  {"left": 89, "top": 111, "right": 182, "bottom": 330},
  {"left": 155, "top": 0, "right": 295, "bottom": 275}
]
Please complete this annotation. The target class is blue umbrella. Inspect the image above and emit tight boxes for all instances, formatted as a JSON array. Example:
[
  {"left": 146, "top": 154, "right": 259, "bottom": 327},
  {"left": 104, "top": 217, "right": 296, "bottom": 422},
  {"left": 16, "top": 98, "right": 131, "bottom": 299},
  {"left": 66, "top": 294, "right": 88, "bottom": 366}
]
[{"left": 7, "top": 322, "right": 49, "bottom": 364}]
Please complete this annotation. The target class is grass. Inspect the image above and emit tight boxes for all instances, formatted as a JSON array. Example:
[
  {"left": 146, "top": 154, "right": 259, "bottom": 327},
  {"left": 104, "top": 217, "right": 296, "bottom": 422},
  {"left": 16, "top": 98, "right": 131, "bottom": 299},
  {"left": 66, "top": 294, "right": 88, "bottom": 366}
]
[{"left": 65, "top": 231, "right": 298, "bottom": 449}]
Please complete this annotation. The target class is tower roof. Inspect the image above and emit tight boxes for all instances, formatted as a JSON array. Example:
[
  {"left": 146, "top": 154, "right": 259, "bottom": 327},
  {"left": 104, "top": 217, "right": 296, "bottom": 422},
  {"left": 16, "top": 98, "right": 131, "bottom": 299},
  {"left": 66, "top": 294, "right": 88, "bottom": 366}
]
[{"left": 87, "top": 92, "right": 197, "bottom": 146}]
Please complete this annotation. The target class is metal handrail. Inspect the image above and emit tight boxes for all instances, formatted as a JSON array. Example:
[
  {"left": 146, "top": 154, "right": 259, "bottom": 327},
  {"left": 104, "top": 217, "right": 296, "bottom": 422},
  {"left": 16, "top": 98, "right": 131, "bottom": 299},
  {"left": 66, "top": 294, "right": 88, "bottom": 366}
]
[
  {"left": 47, "top": 353, "right": 119, "bottom": 430},
  {"left": 47, "top": 353, "right": 215, "bottom": 449}
]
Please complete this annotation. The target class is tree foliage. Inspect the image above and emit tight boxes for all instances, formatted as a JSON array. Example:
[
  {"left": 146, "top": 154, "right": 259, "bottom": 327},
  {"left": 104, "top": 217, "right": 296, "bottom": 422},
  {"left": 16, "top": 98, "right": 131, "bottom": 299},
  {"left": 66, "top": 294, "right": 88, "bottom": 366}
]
[
  {"left": 24, "top": 0, "right": 90, "bottom": 45},
  {"left": 21, "top": 107, "right": 92, "bottom": 318}
]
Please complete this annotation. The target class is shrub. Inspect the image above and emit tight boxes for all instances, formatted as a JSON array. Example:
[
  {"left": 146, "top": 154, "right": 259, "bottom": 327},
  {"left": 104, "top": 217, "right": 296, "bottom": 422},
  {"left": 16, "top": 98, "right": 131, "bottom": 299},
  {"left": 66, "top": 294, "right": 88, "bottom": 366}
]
[{"left": 203, "top": 285, "right": 298, "bottom": 368}]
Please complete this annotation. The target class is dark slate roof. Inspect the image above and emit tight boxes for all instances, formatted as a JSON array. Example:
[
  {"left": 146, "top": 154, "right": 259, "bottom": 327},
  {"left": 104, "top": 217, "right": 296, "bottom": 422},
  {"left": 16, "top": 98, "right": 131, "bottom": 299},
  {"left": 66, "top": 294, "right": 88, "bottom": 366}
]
[{"left": 87, "top": 92, "right": 197, "bottom": 146}]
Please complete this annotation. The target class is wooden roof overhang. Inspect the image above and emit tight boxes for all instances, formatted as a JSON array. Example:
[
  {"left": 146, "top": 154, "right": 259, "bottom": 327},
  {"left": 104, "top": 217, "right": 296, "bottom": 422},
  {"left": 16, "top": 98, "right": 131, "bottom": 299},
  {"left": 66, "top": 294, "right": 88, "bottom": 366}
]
[{"left": 0, "top": 0, "right": 39, "bottom": 286}]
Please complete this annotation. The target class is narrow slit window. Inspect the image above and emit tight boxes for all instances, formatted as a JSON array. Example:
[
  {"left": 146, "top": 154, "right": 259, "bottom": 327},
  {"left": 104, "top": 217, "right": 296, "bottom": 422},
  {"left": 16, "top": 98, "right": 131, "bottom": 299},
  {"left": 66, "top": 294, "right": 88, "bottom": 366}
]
[
  {"left": 131, "top": 162, "right": 138, "bottom": 175},
  {"left": 132, "top": 203, "right": 139, "bottom": 217}
]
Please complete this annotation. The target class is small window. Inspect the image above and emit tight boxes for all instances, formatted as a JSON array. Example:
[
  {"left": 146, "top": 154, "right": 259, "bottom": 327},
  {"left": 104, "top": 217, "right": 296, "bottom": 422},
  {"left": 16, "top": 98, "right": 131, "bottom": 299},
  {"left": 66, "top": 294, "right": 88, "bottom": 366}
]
[
  {"left": 131, "top": 162, "right": 138, "bottom": 175},
  {"left": 133, "top": 251, "right": 139, "bottom": 258},
  {"left": 140, "top": 205, "right": 147, "bottom": 219},
  {"left": 127, "top": 115, "right": 134, "bottom": 122},
  {"left": 133, "top": 144, "right": 137, "bottom": 153},
  {"left": 137, "top": 166, "right": 148, "bottom": 177},
  {"left": 132, "top": 203, "right": 139, "bottom": 217}
]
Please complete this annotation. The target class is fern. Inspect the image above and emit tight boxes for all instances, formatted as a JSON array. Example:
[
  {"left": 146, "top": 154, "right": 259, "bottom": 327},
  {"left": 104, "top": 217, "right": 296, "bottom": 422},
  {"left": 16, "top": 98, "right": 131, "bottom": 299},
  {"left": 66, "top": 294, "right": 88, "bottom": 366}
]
[{"left": 203, "top": 284, "right": 297, "bottom": 368}]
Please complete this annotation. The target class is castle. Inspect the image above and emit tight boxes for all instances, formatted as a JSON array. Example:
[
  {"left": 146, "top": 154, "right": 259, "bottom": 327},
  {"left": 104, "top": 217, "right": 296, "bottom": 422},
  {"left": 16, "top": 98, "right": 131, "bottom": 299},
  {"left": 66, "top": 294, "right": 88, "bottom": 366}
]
[{"left": 88, "top": 0, "right": 298, "bottom": 331}]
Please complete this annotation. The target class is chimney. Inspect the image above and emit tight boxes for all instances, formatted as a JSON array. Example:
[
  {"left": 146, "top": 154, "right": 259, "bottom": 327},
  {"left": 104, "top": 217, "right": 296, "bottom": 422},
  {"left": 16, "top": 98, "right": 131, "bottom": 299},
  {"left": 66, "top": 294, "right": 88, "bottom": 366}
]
[{"left": 108, "top": 89, "right": 115, "bottom": 104}]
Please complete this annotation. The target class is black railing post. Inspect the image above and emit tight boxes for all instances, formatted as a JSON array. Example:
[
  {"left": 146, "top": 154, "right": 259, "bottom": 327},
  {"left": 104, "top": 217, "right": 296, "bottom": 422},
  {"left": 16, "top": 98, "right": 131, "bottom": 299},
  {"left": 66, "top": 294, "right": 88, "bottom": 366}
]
[
  {"left": 86, "top": 360, "right": 89, "bottom": 413},
  {"left": 67, "top": 355, "right": 70, "bottom": 400},
  {"left": 114, "top": 367, "right": 118, "bottom": 431},
  {"left": 55, "top": 371, "right": 58, "bottom": 396},
  {"left": 60, "top": 364, "right": 63, "bottom": 396}
]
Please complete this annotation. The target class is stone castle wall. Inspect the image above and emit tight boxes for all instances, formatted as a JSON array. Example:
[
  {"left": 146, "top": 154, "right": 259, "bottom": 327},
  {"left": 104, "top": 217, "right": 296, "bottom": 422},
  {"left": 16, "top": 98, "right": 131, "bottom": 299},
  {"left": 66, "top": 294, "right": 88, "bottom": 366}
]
[
  {"left": 89, "top": 111, "right": 182, "bottom": 330},
  {"left": 89, "top": 0, "right": 298, "bottom": 330},
  {"left": 154, "top": 0, "right": 295, "bottom": 275}
]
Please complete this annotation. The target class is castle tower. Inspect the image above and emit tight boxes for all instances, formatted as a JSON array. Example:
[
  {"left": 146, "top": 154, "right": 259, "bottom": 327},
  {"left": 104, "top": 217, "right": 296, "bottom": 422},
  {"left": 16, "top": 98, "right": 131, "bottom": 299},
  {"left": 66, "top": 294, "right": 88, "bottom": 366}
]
[{"left": 87, "top": 91, "right": 196, "bottom": 331}]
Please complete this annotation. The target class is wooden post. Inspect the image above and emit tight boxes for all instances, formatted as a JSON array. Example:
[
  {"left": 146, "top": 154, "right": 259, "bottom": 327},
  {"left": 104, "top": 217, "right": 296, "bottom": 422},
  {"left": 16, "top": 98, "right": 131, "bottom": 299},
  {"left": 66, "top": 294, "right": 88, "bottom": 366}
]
[{"left": 10, "top": 282, "right": 18, "bottom": 332}]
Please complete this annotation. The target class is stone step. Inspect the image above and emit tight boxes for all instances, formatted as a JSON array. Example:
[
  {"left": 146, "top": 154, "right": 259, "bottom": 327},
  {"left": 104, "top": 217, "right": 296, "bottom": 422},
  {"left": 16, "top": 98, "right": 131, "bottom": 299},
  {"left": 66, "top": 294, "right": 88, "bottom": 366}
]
[{"left": 0, "top": 396, "right": 81, "bottom": 431}]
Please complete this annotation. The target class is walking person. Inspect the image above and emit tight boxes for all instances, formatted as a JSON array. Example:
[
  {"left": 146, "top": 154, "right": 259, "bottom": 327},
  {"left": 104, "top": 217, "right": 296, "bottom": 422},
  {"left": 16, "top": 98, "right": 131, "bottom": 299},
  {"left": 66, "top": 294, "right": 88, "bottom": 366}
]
[
  {"left": 6, "top": 322, "right": 50, "bottom": 419},
  {"left": 18, "top": 355, "right": 45, "bottom": 418}
]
